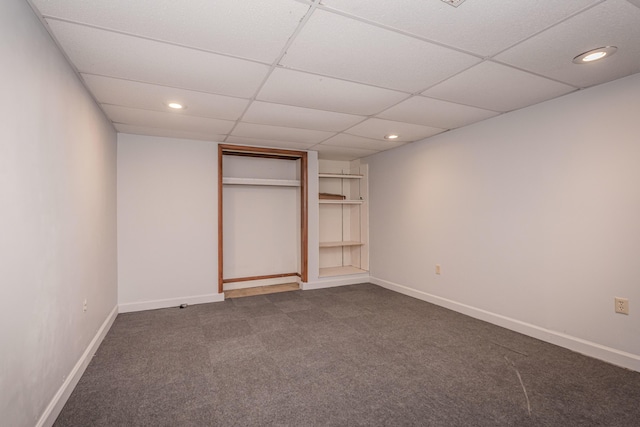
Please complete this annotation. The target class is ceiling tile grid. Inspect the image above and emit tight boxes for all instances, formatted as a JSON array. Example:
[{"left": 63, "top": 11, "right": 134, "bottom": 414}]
[
  {"left": 422, "top": 62, "right": 577, "bottom": 112},
  {"left": 103, "top": 105, "right": 235, "bottom": 135},
  {"left": 318, "top": 0, "right": 603, "bottom": 57},
  {"left": 319, "top": 134, "right": 408, "bottom": 152},
  {"left": 46, "top": 19, "right": 270, "bottom": 98},
  {"left": 346, "top": 118, "right": 446, "bottom": 142},
  {"left": 313, "top": 144, "right": 380, "bottom": 161},
  {"left": 114, "top": 124, "right": 226, "bottom": 143},
  {"left": 83, "top": 74, "right": 249, "bottom": 121},
  {"left": 26, "top": 0, "right": 640, "bottom": 160},
  {"left": 256, "top": 68, "right": 409, "bottom": 116},
  {"left": 230, "top": 122, "right": 335, "bottom": 144},
  {"left": 377, "top": 96, "right": 500, "bottom": 129},
  {"left": 242, "top": 101, "right": 366, "bottom": 132},
  {"left": 279, "top": 9, "right": 481, "bottom": 93},
  {"left": 494, "top": 0, "right": 640, "bottom": 88},
  {"left": 33, "top": 0, "right": 311, "bottom": 63}
]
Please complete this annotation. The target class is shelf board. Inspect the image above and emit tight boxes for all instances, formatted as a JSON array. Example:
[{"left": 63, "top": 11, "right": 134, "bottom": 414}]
[
  {"left": 319, "top": 199, "right": 363, "bottom": 204},
  {"left": 222, "top": 177, "right": 300, "bottom": 187},
  {"left": 319, "top": 266, "right": 368, "bottom": 277},
  {"left": 319, "top": 173, "right": 363, "bottom": 179},
  {"left": 319, "top": 241, "right": 364, "bottom": 248}
]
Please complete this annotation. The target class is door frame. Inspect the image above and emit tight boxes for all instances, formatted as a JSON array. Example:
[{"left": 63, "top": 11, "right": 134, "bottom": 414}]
[{"left": 218, "top": 144, "right": 308, "bottom": 294}]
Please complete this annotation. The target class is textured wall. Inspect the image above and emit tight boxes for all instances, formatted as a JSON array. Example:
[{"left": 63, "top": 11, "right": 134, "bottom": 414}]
[
  {"left": 117, "top": 134, "right": 219, "bottom": 309},
  {"left": 364, "top": 73, "right": 640, "bottom": 369},
  {"left": 0, "top": 1, "right": 117, "bottom": 425}
]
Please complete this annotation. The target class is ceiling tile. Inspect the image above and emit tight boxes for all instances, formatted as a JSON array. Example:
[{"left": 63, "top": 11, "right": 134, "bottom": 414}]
[
  {"left": 231, "top": 122, "right": 335, "bottom": 144},
  {"left": 242, "top": 101, "right": 365, "bottom": 132},
  {"left": 346, "top": 118, "right": 445, "bottom": 142},
  {"left": 280, "top": 10, "right": 480, "bottom": 92},
  {"left": 319, "top": 0, "right": 600, "bottom": 56},
  {"left": 495, "top": 0, "right": 640, "bottom": 88},
  {"left": 83, "top": 74, "right": 249, "bottom": 121},
  {"left": 115, "top": 124, "right": 224, "bottom": 142},
  {"left": 377, "top": 96, "right": 500, "bottom": 129},
  {"left": 321, "top": 134, "right": 407, "bottom": 151},
  {"left": 313, "top": 144, "right": 379, "bottom": 161},
  {"left": 46, "top": 19, "right": 269, "bottom": 98},
  {"left": 257, "top": 68, "right": 407, "bottom": 115},
  {"left": 423, "top": 61, "right": 576, "bottom": 112},
  {"left": 33, "top": 0, "right": 309, "bottom": 63},
  {"left": 103, "top": 105, "right": 235, "bottom": 134},
  {"left": 225, "top": 136, "right": 316, "bottom": 150}
]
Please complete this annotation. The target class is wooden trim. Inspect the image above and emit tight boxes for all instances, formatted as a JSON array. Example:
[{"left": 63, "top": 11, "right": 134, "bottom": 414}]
[
  {"left": 223, "top": 272, "right": 301, "bottom": 284},
  {"left": 222, "top": 151, "right": 300, "bottom": 161},
  {"left": 218, "top": 144, "right": 224, "bottom": 294},
  {"left": 300, "top": 152, "right": 308, "bottom": 282},
  {"left": 218, "top": 144, "right": 309, "bottom": 292},
  {"left": 219, "top": 144, "right": 304, "bottom": 158}
]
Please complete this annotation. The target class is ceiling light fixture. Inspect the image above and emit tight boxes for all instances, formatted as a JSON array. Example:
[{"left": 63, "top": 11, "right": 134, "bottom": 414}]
[
  {"left": 572, "top": 46, "right": 617, "bottom": 64},
  {"left": 384, "top": 134, "right": 400, "bottom": 140},
  {"left": 167, "top": 102, "right": 184, "bottom": 109}
]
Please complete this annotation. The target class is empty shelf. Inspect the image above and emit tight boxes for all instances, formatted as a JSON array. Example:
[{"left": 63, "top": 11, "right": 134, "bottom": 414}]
[
  {"left": 319, "top": 266, "right": 368, "bottom": 277},
  {"left": 222, "top": 177, "right": 300, "bottom": 187},
  {"left": 319, "top": 241, "right": 364, "bottom": 248}
]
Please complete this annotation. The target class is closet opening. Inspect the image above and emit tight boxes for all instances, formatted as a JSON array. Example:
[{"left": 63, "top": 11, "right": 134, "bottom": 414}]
[{"left": 218, "top": 145, "right": 308, "bottom": 294}]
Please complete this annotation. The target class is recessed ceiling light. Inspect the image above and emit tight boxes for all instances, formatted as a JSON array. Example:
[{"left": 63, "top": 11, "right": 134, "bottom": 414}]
[
  {"left": 384, "top": 134, "right": 400, "bottom": 140},
  {"left": 167, "top": 102, "right": 184, "bottom": 109},
  {"left": 572, "top": 46, "right": 617, "bottom": 64}
]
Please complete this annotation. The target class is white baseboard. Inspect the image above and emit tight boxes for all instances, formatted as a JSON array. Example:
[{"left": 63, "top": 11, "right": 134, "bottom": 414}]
[
  {"left": 37, "top": 305, "right": 118, "bottom": 427},
  {"left": 118, "top": 292, "right": 225, "bottom": 313},
  {"left": 302, "top": 274, "right": 371, "bottom": 290},
  {"left": 371, "top": 276, "right": 640, "bottom": 373}
]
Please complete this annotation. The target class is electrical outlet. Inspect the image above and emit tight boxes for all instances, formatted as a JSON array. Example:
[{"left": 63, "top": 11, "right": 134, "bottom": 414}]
[
  {"left": 83, "top": 299, "right": 87, "bottom": 313},
  {"left": 435, "top": 264, "right": 441, "bottom": 275},
  {"left": 615, "top": 297, "right": 629, "bottom": 315}
]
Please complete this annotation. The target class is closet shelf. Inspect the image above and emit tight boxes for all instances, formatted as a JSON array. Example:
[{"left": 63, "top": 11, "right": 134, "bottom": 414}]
[
  {"left": 319, "top": 173, "right": 363, "bottom": 179},
  {"left": 319, "top": 241, "right": 364, "bottom": 248},
  {"left": 319, "top": 266, "right": 368, "bottom": 277},
  {"left": 319, "top": 199, "right": 363, "bottom": 204},
  {"left": 222, "top": 177, "right": 300, "bottom": 187}
]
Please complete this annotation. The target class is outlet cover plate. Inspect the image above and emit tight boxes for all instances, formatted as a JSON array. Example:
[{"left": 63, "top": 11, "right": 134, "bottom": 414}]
[{"left": 615, "top": 297, "right": 629, "bottom": 315}]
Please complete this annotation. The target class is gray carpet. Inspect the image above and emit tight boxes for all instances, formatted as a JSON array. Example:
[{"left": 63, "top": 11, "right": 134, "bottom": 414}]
[{"left": 55, "top": 283, "right": 640, "bottom": 426}]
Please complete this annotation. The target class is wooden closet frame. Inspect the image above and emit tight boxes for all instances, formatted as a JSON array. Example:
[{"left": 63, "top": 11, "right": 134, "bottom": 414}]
[{"left": 218, "top": 144, "right": 308, "bottom": 294}]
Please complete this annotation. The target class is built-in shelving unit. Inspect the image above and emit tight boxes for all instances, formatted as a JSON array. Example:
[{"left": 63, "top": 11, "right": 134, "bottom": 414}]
[{"left": 318, "top": 165, "right": 368, "bottom": 278}]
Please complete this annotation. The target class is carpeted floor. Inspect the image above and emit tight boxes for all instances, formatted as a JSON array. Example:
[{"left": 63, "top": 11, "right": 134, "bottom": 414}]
[{"left": 55, "top": 283, "right": 640, "bottom": 426}]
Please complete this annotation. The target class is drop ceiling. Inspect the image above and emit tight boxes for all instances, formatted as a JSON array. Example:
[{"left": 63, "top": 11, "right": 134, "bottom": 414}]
[{"left": 28, "top": 0, "right": 640, "bottom": 160}]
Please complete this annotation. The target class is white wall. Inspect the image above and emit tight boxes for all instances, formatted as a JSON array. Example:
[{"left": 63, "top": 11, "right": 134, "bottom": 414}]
[
  {"left": 364, "top": 72, "right": 640, "bottom": 371},
  {"left": 117, "top": 134, "right": 222, "bottom": 311},
  {"left": 222, "top": 156, "right": 300, "bottom": 285},
  {"left": 0, "top": 1, "right": 118, "bottom": 425}
]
